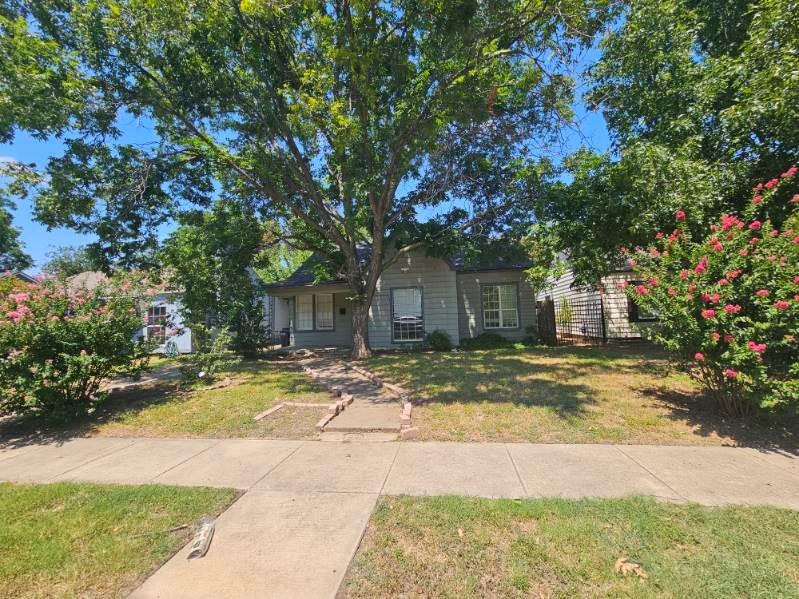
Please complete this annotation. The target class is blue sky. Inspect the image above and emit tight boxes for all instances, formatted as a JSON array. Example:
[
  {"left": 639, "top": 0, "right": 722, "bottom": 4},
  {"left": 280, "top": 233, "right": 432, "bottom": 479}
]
[{"left": 1, "top": 76, "right": 611, "bottom": 273}]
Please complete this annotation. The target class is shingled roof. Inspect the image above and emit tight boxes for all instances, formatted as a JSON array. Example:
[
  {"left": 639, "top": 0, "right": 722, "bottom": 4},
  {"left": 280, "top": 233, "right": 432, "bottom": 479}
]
[{"left": 265, "top": 242, "right": 531, "bottom": 289}]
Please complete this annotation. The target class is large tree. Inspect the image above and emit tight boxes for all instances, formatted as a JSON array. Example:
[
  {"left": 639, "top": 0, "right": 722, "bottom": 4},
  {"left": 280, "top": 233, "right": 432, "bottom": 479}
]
[
  {"left": 0, "top": 0, "right": 609, "bottom": 357},
  {"left": 528, "top": 0, "right": 799, "bottom": 286}
]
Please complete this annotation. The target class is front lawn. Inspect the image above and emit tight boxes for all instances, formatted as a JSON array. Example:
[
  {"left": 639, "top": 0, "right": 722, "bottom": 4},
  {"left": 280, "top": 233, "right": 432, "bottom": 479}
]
[
  {"left": 340, "top": 495, "right": 799, "bottom": 598},
  {"left": 367, "top": 345, "right": 798, "bottom": 448},
  {"left": 0, "top": 482, "right": 238, "bottom": 598},
  {"left": 0, "top": 360, "right": 331, "bottom": 441},
  {"left": 95, "top": 360, "right": 330, "bottom": 438}
]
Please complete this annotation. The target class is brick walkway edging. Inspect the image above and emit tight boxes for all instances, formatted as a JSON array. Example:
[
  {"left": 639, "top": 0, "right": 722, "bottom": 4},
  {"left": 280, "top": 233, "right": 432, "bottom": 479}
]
[{"left": 345, "top": 363, "right": 418, "bottom": 439}]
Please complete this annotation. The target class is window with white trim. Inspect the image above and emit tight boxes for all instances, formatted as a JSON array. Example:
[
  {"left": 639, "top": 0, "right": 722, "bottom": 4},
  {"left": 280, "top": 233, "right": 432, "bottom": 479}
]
[
  {"left": 146, "top": 305, "right": 167, "bottom": 341},
  {"left": 296, "top": 295, "right": 313, "bottom": 331},
  {"left": 392, "top": 287, "right": 424, "bottom": 342},
  {"left": 482, "top": 284, "right": 519, "bottom": 329},
  {"left": 315, "top": 293, "right": 334, "bottom": 330}
]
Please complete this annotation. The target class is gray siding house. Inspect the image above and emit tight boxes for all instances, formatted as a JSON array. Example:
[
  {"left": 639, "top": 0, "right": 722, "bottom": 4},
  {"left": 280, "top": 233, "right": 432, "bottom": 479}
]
[{"left": 265, "top": 246, "right": 537, "bottom": 349}]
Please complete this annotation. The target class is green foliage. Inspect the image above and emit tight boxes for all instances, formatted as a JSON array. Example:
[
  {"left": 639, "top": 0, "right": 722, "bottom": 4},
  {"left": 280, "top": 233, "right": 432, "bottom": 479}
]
[
  {"left": 162, "top": 201, "right": 269, "bottom": 356},
  {"left": 0, "top": 196, "right": 31, "bottom": 272},
  {"left": 528, "top": 0, "right": 799, "bottom": 286},
  {"left": 0, "top": 0, "right": 611, "bottom": 356},
  {"left": 0, "top": 276, "right": 152, "bottom": 420},
  {"left": 178, "top": 326, "right": 240, "bottom": 385},
  {"left": 460, "top": 332, "right": 512, "bottom": 350},
  {"left": 425, "top": 330, "right": 452, "bottom": 352},
  {"left": 625, "top": 168, "right": 799, "bottom": 415},
  {"left": 41, "top": 245, "right": 97, "bottom": 278},
  {"left": 556, "top": 297, "right": 573, "bottom": 325}
]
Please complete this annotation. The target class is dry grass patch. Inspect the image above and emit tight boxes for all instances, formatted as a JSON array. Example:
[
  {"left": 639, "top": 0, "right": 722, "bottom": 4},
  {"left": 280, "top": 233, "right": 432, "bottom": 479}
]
[
  {"left": 367, "top": 345, "right": 798, "bottom": 448},
  {"left": 0, "top": 360, "right": 331, "bottom": 441},
  {"left": 340, "top": 495, "right": 799, "bottom": 598}
]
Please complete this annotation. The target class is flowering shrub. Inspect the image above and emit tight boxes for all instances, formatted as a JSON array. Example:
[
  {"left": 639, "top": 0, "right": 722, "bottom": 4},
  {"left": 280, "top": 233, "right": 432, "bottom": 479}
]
[
  {"left": 623, "top": 167, "right": 799, "bottom": 416},
  {"left": 0, "top": 277, "right": 151, "bottom": 420}
]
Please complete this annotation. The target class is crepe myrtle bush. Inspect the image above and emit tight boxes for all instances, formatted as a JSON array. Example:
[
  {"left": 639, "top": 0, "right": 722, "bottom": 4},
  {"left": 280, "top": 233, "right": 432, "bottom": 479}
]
[
  {"left": 622, "top": 167, "right": 799, "bottom": 416},
  {"left": 0, "top": 276, "right": 151, "bottom": 420}
]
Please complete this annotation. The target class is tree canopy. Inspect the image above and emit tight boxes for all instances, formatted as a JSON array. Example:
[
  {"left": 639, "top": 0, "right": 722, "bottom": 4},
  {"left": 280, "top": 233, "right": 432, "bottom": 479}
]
[
  {"left": 0, "top": 0, "right": 610, "bottom": 356},
  {"left": 527, "top": 0, "right": 799, "bottom": 287},
  {"left": 0, "top": 197, "right": 31, "bottom": 272}
]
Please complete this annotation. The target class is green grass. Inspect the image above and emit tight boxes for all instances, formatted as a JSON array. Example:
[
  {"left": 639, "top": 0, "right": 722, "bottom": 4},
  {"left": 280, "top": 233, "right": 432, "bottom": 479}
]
[
  {"left": 341, "top": 495, "right": 799, "bottom": 598},
  {"left": 94, "top": 360, "right": 330, "bottom": 438},
  {"left": 0, "top": 482, "right": 238, "bottom": 598},
  {"left": 367, "top": 345, "right": 798, "bottom": 448}
]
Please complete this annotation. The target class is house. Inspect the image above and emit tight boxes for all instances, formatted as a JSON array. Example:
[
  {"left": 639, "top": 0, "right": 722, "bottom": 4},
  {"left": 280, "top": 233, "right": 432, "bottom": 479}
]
[
  {"left": 66, "top": 271, "right": 194, "bottom": 354},
  {"left": 542, "top": 265, "right": 657, "bottom": 341},
  {"left": 264, "top": 244, "right": 537, "bottom": 349}
]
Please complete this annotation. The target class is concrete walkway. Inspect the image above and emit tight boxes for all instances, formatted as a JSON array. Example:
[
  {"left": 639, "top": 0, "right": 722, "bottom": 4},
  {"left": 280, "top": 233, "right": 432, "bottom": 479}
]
[
  {"left": 1, "top": 438, "right": 797, "bottom": 598},
  {"left": 302, "top": 356, "right": 402, "bottom": 433}
]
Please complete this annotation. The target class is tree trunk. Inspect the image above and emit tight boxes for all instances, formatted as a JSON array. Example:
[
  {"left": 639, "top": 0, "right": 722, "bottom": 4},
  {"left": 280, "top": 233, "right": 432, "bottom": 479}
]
[{"left": 350, "top": 298, "right": 371, "bottom": 360}]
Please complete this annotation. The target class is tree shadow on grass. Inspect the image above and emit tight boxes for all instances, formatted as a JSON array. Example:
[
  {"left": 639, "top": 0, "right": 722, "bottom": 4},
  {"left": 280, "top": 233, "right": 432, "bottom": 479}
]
[
  {"left": 371, "top": 349, "right": 613, "bottom": 419},
  {"left": 0, "top": 360, "right": 323, "bottom": 449},
  {"left": 639, "top": 385, "right": 799, "bottom": 453}
]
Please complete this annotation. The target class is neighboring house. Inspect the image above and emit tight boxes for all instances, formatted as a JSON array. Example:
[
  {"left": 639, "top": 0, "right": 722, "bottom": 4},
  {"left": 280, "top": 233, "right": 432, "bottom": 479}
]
[
  {"left": 264, "top": 244, "right": 537, "bottom": 349},
  {"left": 542, "top": 265, "right": 657, "bottom": 340},
  {"left": 66, "top": 271, "right": 194, "bottom": 354}
]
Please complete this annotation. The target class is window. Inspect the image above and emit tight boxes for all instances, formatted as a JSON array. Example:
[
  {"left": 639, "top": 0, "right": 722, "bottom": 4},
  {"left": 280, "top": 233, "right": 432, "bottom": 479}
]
[
  {"left": 146, "top": 305, "right": 167, "bottom": 341},
  {"left": 628, "top": 281, "right": 659, "bottom": 322},
  {"left": 392, "top": 287, "right": 424, "bottom": 342},
  {"left": 296, "top": 295, "right": 313, "bottom": 331},
  {"left": 315, "top": 293, "right": 334, "bottom": 330},
  {"left": 482, "top": 284, "right": 519, "bottom": 329}
]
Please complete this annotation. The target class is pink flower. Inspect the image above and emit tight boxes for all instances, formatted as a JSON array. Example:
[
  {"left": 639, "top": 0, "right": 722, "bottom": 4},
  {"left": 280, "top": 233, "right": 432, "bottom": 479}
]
[
  {"left": 675, "top": 210, "right": 686, "bottom": 221},
  {"left": 668, "top": 287, "right": 677, "bottom": 297},
  {"left": 50, "top": 315, "right": 60, "bottom": 322},
  {"left": 724, "top": 368, "right": 739, "bottom": 379},
  {"left": 635, "top": 285, "right": 649, "bottom": 296},
  {"left": 794, "top": 276, "right": 799, "bottom": 285},
  {"left": 739, "top": 249, "right": 749, "bottom": 257},
  {"left": 688, "top": 283, "right": 696, "bottom": 292},
  {"left": 774, "top": 300, "right": 790, "bottom": 310},
  {"left": 765, "top": 178, "right": 779, "bottom": 189},
  {"left": 648, "top": 278, "right": 659, "bottom": 287},
  {"left": 724, "top": 304, "right": 742, "bottom": 314},
  {"left": 749, "top": 237, "right": 759, "bottom": 245},
  {"left": 794, "top": 235, "right": 799, "bottom": 244},
  {"left": 747, "top": 341, "right": 767, "bottom": 353},
  {"left": 726, "top": 270, "right": 741, "bottom": 279},
  {"left": 694, "top": 257, "right": 708, "bottom": 274},
  {"left": 753, "top": 195, "right": 763, "bottom": 204},
  {"left": 792, "top": 194, "right": 799, "bottom": 203},
  {"left": 710, "top": 332, "right": 721, "bottom": 341},
  {"left": 710, "top": 240, "right": 724, "bottom": 252},
  {"left": 617, "top": 281, "right": 628, "bottom": 290},
  {"left": 694, "top": 352, "right": 705, "bottom": 361},
  {"left": 782, "top": 166, "right": 797, "bottom": 178},
  {"left": 756, "top": 289, "right": 770, "bottom": 297},
  {"left": 718, "top": 279, "right": 729, "bottom": 286},
  {"left": 9, "top": 293, "right": 30, "bottom": 303},
  {"left": 655, "top": 232, "right": 664, "bottom": 240},
  {"left": 749, "top": 220, "right": 762, "bottom": 231},
  {"left": 767, "top": 255, "right": 777, "bottom": 262},
  {"left": 723, "top": 334, "right": 735, "bottom": 343},
  {"left": 701, "top": 309, "right": 716, "bottom": 319},
  {"left": 680, "top": 269, "right": 689, "bottom": 280}
]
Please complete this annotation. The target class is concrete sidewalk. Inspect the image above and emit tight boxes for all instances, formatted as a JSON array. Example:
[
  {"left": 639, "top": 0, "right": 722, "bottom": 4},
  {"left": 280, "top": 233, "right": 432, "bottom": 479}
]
[{"left": 1, "top": 437, "right": 797, "bottom": 598}]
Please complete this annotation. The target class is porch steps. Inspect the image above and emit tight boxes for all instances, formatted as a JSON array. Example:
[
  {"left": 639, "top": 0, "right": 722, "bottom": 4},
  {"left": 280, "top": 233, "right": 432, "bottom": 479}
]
[{"left": 322, "top": 404, "right": 401, "bottom": 433}]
